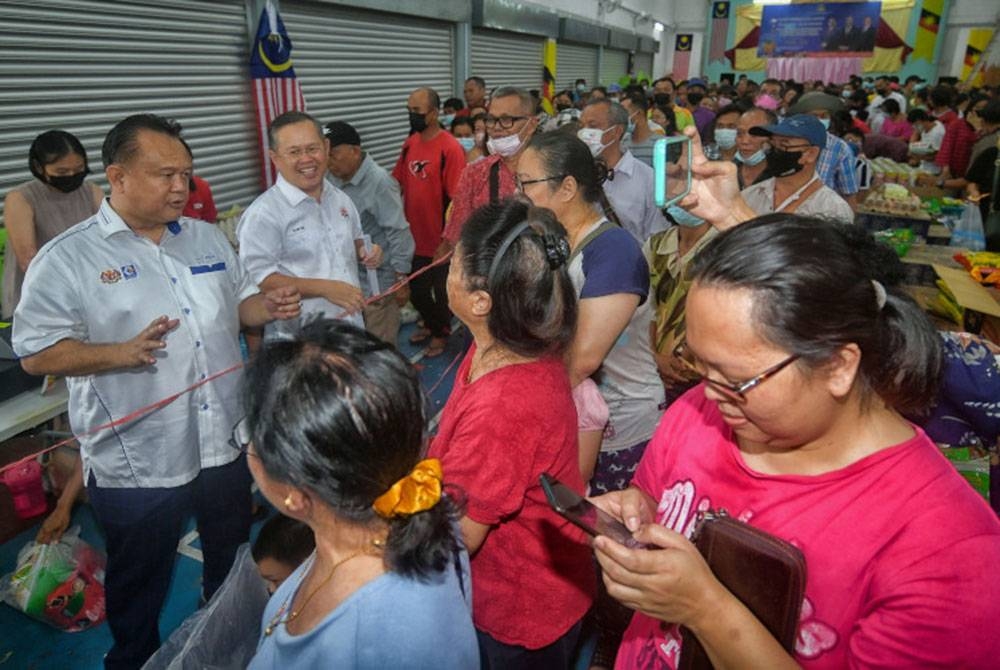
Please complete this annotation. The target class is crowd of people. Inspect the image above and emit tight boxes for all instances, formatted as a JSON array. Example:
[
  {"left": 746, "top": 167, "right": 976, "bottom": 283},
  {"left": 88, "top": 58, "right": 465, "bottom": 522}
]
[{"left": 2, "top": 68, "right": 1000, "bottom": 670}]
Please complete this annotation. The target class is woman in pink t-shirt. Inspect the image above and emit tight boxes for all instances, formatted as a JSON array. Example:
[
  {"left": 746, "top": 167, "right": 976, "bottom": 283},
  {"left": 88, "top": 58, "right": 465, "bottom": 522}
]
[
  {"left": 877, "top": 98, "right": 913, "bottom": 140},
  {"left": 591, "top": 215, "right": 1000, "bottom": 669},
  {"left": 430, "top": 200, "right": 595, "bottom": 668}
]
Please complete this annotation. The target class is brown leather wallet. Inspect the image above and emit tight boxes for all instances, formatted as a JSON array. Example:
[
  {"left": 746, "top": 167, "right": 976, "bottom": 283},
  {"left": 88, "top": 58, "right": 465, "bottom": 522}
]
[{"left": 678, "top": 510, "right": 806, "bottom": 669}]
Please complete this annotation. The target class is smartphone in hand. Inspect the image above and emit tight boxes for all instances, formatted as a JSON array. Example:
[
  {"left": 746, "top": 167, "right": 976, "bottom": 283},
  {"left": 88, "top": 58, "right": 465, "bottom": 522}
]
[{"left": 540, "top": 473, "right": 646, "bottom": 549}]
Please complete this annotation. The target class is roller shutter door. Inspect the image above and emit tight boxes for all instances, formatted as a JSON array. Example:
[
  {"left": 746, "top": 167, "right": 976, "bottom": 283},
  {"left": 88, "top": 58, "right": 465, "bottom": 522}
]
[
  {"left": 282, "top": 2, "right": 454, "bottom": 170},
  {"left": 600, "top": 48, "right": 630, "bottom": 85},
  {"left": 0, "top": 0, "right": 258, "bottom": 224},
  {"left": 634, "top": 52, "right": 655, "bottom": 79},
  {"left": 470, "top": 29, "right": 545, "bottom": 94},
  {"left": 556, "top": 43, "right": 599, "bottom": 91}
]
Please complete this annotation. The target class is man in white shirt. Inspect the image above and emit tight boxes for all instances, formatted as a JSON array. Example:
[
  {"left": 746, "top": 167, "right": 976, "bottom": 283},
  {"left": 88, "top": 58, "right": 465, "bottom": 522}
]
[
  {"left": 907, "top": 108, "right": 946, "bottom": 175},
  {"left": 238, "top": 111, "right": 382, "bottom": 340},
  {"left": 867, "top": 76, "right": 909, "bottom": 132},
  {"left": 741, "top": 114, "right": 854, "bottom": 224},
  {"left": 578, "top": 99, "right": 668, "bottom": 243},
  {"left": 13, "top": 113, "right": 300, "bottom": 670}
]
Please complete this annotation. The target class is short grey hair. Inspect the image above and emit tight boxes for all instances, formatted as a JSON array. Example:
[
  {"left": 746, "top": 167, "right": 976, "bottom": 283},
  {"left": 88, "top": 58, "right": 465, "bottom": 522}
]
[
  {"left": 586, "top": 99, "right": 630, "bottom": 128},
  {"left": 491, "top": 86, "right": 534, "bottom": 115}
]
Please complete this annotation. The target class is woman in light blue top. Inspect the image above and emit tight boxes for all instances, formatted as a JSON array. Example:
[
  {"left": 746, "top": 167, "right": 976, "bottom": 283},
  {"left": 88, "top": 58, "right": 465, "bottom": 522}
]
[{"left": 240, "top": 320, "right": 478, "bottom": 669}]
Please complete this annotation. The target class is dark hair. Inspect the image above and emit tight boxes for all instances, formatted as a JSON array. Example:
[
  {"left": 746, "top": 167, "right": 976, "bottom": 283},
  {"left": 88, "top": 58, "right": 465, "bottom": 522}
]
[
  {"left": 623, "top": 89, "right": 649, "bottom": 113},
  {"left": 655, "top": 104, "right": 679, "bottom": 134},
  {"left": 977, "top": 100, "right": 1000, "bottom": 125},
  {"left": 591, "top": 86, "right": 608, "bottom": 96},
  {"left": 102, "top": 113, "right": 182, "bottom": 168},
  {"left": 443, "top": 97, "right": 464, "bottom": 112},
  {"left": 929, "top": 85, "right": 954, "bottom": 110},
  {"left": 267, "top": 110, "right": 322, "bottom": 149},
  {"left": 252, "top": 514, "right": 316, "bottom": 567},
  {"left": 689, "top": 215, "right": 942, "bottom": 414},
  {"left": 466, "top": 76, "right": 486, "bottom": 89},
  {"left": 450, "top": 116, "right": 474, "bottom": 133},
  {"left": 458, "top": 199, "right": 576, "bottom": 358},
  {"left": 527, "top": 131, "right": 608, "bottom": 204},
  {"left": 880, "top": 98, "right": 901, "bottom": 115},
  {"left": 243, "top": 320, "right": 462, "bottom": 580},
  {"left": 907, "top": 108, "right": 930, "bottom": 124},
  {"left": 831, "top": 110, "right": 854, "bottom": 137},
  {"left": 28, "top": 130, "right": 89, "bottom": 181}
]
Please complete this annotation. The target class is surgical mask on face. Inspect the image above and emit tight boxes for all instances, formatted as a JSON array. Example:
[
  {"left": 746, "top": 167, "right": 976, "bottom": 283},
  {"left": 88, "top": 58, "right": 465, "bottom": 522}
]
[
  {"left": 576, "top": 84, "right": 586, "bottom": 93},
  {"left": 556, "top": 102, "right": 571, "bottom": 111},
  {"left": 45, "top": 171, "right": 87, "bottom": 193},
  {"left": 666, "top": 205, "right": 705, "bottom": 227},
  {"left": 653, "top": 93, "right": 672, "bottom": 107},
  {"left": 439, "top": 113, "right": 455, "bottom": 128},
  {"left": 817, "top": 116, "right": 831, "bottom": 130},
  {"left": 409, "top": 111, "right": 428, "bottom": 134},
  {"left": 457, "top": 136, "right": 476, "bottom": 152},
  {"left": 714, "top": 128, "right": 737, "bottom": 150},
  {"left": 486, "top": 131, "right": 524, "bottom": 158},
  {"left": 767, "top": 148, "right": 805, "bottom": 177},
  {"left": 626, "top": 114, "right": 637, "bottom": 136},
  {"left": 577, "top": 127, "right": 615, "bottom": 157},
  {"left": 474, "top": 131, "right": 485, "bottom": 145},
  {"left": 735, "top": 148, "right": 768, "bottom": 166}
]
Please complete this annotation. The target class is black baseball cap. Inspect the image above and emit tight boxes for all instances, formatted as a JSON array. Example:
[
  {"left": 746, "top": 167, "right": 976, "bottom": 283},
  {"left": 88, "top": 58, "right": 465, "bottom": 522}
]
[{"left": 324, "top": 121, "right": 361, "bottom": 147}]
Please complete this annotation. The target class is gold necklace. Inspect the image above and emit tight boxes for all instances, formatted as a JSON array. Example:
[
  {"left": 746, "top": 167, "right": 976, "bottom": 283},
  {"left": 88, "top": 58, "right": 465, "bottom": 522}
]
[{"left": 263, "top": 550, "right": 364, "bottom": 636}]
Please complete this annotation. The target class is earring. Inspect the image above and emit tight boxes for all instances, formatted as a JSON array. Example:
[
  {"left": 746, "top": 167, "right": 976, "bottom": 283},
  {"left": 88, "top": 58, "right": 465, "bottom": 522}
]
[
  {"left": 284, "top": 495, "right": 293, "bottom": 508},
  {"left": 372, "top": 537, "right": 386, "bottom": 549}
]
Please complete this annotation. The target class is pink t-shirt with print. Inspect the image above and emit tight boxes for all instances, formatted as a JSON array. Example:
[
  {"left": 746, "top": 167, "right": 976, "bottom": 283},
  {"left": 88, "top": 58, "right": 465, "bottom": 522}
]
[{"left": 615, "top": 386, "right": 1000, "bottom": 669}]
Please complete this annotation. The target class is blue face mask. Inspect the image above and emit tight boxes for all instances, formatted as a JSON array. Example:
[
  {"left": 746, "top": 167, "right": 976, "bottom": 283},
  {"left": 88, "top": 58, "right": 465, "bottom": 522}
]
[
  {"left": 736, "top": 148, "right": 767, "bottom": 166},
  {"left": 714, "top": 127, "right": 737, "bottom": 150},
  {"left": 439, "top": 113, "right": 455, "bottom": 129},
  {"left": 666, "top": 205, "right": 705, "bottom": 228},
  {"left": 457, "top": 136, "right": 476, "bottom": 152},
  {"left": 818, "top": 116, "right": 831, "bottom": 130}
]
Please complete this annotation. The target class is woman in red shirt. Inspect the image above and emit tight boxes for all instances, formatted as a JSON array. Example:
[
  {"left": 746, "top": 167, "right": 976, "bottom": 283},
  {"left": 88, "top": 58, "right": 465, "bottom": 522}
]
[{"left": 430, "top": 200, "right": 595, "bottom": 668}]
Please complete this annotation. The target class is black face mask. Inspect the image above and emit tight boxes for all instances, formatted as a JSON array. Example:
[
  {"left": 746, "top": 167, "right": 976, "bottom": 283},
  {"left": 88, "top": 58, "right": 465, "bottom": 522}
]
[
  {"left": 767, "top": 148, "right": 805, "bottom": 177},
  {"left": 409, "top": 111, "right": 428, "bottom": 134},
  {"left": 46, "top": 171, "right": 87, "bottom": 193},
  {"left": 653, "top": 93, "right": 672, "bottom": 107},
  {"left": 556, "top": 103, "right": 571, "bottom": 111}
]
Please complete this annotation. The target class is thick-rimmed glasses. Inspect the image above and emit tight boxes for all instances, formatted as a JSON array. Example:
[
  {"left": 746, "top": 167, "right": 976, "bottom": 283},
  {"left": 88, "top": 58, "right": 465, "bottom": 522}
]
[
  {"left": 484, "top": 115, "right": 528, "bottom": 130},
  {"left": 515, "top": 174, "right": 566, "bottom": 190},
  {"left": 672, "top": 342, "right": 800, "bottom": 403},
  {"left": 229, "top": 417, "right": 253, "bottom": 455}
]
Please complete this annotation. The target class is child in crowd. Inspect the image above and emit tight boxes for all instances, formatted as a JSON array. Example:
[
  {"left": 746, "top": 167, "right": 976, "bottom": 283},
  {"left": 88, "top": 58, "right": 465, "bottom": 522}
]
[{"left": 251, "top": 513, "right": 316, "bottom": 594}]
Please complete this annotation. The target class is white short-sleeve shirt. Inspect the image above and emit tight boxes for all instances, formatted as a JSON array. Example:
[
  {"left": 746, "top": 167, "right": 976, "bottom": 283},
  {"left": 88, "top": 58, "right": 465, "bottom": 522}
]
[
  {"left": 602, "top": 150, "right": 669, "bottom": 244},
  {"left": 237, "top": 174, "right": 364, "bottom": 336},
  {"left": 13, "top": 200, "right": 259, "bottom": 488}
]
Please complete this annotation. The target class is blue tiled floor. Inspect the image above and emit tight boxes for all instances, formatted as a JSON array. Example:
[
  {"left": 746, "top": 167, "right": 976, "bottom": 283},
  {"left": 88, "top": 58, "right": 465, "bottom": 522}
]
[{"left": 0, "top": 321, "right": 468, "bottom": 669}]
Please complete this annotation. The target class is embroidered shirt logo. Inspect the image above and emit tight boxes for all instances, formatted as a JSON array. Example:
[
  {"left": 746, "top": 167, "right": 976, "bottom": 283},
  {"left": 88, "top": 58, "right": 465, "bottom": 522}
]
[
  {"left": 100, "top": 269, "right": 122, "bottom": 284},
  {"left": 409, "top": 160, "right": 431, "bottom": 179},
  {"left": 121, "top": 264, "right": 138, "bottom": 280},
  {"left": 340, "top": 206, "right": 349, "bottom": 219}
]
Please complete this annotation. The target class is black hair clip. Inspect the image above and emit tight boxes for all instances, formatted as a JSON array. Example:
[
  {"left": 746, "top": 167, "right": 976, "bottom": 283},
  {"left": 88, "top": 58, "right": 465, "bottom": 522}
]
[{"left": 542, "top": 234, "right": 570, "bottom": 270}]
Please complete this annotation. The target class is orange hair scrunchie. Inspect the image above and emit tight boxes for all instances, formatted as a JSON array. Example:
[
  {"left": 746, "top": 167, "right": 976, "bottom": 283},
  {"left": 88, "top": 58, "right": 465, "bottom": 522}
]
[{"left": 372, "top": 458, "right": 443, "bottom": 519}]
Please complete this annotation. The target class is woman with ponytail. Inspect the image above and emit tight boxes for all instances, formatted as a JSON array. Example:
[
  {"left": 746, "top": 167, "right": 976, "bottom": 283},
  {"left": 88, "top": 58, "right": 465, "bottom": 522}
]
[
  {"left": 242, "top": 320, "right": 477, "bottom": 669},
  {"left": 592, "top": 215, "right": 1000, "bottom": 668},
  {"left": 430, "top": 199, "right": 594, "bottom": 668}
]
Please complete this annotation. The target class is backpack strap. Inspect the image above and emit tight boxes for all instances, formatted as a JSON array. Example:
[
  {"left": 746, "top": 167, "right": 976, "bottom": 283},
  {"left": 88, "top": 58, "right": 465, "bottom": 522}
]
[
  {"left": 489, "top": 160, "right": 501, "bottom": 205},
  {"left": 568, "top": 220, "right": 617, "bottom": 265}
]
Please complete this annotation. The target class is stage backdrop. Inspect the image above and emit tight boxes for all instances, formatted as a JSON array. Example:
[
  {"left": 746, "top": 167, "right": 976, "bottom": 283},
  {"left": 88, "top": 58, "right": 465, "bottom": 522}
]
[
  {"left": 758, "top": 2, "right": 881, "bottom": 57},
  {"left": 705, "top": 0, "right": 946, "bottom": 83}
]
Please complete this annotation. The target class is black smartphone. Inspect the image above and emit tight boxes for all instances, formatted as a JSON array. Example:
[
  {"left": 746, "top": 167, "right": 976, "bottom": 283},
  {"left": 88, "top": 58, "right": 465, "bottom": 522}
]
[{"left": 539, "top": 473, "right": 645, "bottom": 549}]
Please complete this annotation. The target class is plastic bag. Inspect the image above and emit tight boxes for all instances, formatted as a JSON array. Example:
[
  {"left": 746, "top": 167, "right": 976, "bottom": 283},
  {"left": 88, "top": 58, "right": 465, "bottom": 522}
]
[
  {"left": 1, "top": 526, "right": 106, "bottom": 631},
  {"left": 142, "top": 544, "right": 270, "bottom": 670},
  {"left": 950, "top": 203, "right": 987, "bottom": 251}
]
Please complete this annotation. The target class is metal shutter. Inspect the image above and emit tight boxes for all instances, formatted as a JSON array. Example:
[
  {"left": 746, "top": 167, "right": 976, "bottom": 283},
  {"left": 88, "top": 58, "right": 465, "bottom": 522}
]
[
  {"left": 600, "top": 48, "right": 630, "bottom": 85},
  {"left": 470, "top": 29, "right": 544, "bottom": 94},
  {"left": 0, "top": 0, "right": 258, "bottom": 225},
  {"left": 634, "top": 52, "right": 655, "bottom": 79},
  {"left": 556, "top": 43, "right": 599, "bottom": 91},
  {"left": 282, "top": 2, "right": 454, "bottom": 171}
]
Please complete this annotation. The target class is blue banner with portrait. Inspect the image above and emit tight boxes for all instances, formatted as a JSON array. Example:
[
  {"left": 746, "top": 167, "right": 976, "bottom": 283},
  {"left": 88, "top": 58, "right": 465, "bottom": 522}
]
[{"left": 758, "top": 2, "right": 882, "bottom": 57}]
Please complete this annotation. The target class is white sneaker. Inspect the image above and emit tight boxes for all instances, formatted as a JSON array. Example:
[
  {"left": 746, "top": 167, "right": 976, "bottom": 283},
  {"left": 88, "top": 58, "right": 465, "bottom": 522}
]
[{"left": 400, "top": 303, "right": 419, "bottom": 324}]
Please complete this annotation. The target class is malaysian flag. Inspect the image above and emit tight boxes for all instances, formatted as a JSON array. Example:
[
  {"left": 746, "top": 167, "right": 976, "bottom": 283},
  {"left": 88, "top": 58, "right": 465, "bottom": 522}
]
[
  {"left": 250, "top": 2, "right": 307, "bottom": 189},
  {"left": 708, "top": 2, "right": 730, "bottom": 64}
]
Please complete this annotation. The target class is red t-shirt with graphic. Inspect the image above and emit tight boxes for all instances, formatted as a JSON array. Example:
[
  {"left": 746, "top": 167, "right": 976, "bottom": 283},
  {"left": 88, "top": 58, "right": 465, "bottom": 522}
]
[
  {"left": 616, "top": 386, "right": 1000, "bottom": 669},
  {"left": 391, "top": 129, "right": 466, "bottom": 257}
]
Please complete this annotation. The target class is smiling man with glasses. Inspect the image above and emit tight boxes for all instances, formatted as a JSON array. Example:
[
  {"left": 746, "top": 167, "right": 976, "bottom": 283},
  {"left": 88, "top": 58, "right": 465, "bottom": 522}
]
[
  {"left": 238, "top": 111, "right": 383, "bottom": 340},
  {"left": 740, "top": 114, "right": 854, "bottom": 224}
]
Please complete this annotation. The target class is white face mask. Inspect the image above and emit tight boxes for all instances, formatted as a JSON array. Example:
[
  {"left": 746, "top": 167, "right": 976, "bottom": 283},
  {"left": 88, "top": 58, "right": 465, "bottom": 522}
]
[
  {"left": 736, "top": 147, "right": 768, "bottom": 166},
  {"left": 577, "top": 126, "right": 616, "bottom": 157},
  {"left": 486, "top": 132, "right": 523, "bottom": 158}
]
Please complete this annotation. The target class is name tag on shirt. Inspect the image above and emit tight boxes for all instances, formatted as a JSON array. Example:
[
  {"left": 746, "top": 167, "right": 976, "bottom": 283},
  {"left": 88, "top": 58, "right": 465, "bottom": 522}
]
[{"left": 190, "top": 262, "right": 226, "bottom": 275}]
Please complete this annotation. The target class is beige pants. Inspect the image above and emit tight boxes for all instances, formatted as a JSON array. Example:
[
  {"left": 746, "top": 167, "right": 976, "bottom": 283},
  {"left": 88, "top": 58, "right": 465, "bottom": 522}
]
[{"left": 363, "top": 295, "right": 401, "bottom": 345}]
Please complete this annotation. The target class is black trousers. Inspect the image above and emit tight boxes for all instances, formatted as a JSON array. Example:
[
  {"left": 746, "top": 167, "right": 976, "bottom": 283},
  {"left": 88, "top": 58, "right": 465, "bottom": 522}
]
[
  {"left": 477, "top": 620, "right": 583, "bottom": 670},
  {"left": 409, "top": 255, "right": 452, "bottom": 338},
  {"left": 87, "top": 456, "right": 252, "bottom": 670}
]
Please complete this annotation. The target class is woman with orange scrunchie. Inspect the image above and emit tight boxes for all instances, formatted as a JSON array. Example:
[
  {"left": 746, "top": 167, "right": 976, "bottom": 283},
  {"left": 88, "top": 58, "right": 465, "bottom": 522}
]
[{"left": 241, "top": 320, "right": 478, "bottom": 669}]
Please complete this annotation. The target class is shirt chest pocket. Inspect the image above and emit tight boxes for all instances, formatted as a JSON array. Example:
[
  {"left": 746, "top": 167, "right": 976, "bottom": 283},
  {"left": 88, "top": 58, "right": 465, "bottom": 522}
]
[{"left": 285, "top": 222, "right": 327, "bottom": 260}]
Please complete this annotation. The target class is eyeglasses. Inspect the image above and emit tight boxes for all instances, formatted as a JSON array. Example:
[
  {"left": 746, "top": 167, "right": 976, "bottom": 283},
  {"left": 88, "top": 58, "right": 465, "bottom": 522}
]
[
  {"left": 278, "top": 144, "right": 325, "bottom": 160},
  {"left": 515, "top": 174, "right": 566, "bottom": 190},
  {"left": 484, "top": 115, "right": 529, "bottom": 130},
  {"left": 229, "top": 417, "right": 253, "bottom": 455},
  {"left": 672, "top": 342, "right": 800, "bottom": 403}
]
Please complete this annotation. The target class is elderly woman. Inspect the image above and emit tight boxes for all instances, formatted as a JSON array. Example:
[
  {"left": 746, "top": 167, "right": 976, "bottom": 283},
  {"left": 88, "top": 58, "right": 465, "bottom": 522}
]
[
  {"left": 592, "top": 215, "right": 1000, "bottom": 667},
  {"left": 242, "top": 320, "right": 478, "bottom": 669},
  {"left": 3, "top": 130, "right": 103, "bottom": 318},
  {"left": 430, "top": 200, "right": 594, "bottom": 668}
]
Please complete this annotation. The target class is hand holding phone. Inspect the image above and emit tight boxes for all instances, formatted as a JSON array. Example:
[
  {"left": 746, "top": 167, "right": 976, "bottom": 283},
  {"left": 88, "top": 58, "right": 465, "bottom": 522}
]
[
  {"left": 653, "top": 135, "right": 693, "bottom": 209},
  {"left": 540, "top": 474, "right": 646, "bottom": 549}
]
